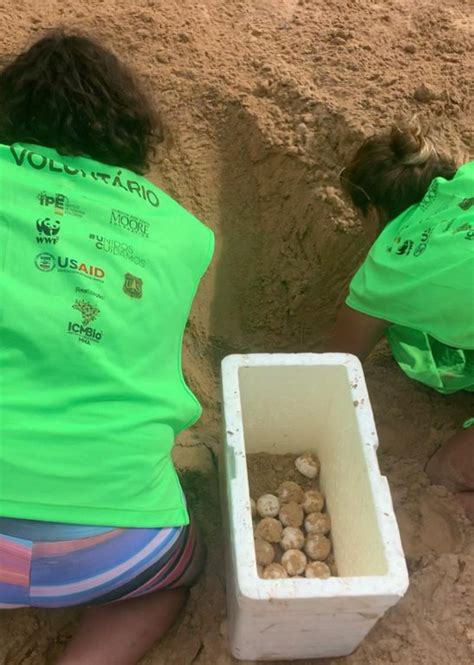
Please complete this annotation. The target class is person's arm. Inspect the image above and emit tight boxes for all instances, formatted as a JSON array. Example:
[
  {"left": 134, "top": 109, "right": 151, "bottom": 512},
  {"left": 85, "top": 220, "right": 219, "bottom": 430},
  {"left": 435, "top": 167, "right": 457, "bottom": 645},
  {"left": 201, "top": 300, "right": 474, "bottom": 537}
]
[{"left": 326, "top": 303, "right": 389, "bottom": 362}]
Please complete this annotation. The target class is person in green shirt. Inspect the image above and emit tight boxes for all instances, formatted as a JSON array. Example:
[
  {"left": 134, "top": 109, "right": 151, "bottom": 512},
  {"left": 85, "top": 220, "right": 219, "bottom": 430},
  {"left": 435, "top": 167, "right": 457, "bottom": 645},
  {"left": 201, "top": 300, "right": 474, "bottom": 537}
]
[
  {"left": 0, "top": 32, "right": 214, "bottom": 664},
  {"left": 328, "top": 121, "right": 474, "bottom": 522}
]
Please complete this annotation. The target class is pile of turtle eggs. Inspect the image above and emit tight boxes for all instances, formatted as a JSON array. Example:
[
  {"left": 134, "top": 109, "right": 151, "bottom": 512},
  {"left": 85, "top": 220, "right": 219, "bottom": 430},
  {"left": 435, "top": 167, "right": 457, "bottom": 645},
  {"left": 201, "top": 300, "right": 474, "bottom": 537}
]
[{"left": 251, "top": 451, "right": 336, "bottom": 579}]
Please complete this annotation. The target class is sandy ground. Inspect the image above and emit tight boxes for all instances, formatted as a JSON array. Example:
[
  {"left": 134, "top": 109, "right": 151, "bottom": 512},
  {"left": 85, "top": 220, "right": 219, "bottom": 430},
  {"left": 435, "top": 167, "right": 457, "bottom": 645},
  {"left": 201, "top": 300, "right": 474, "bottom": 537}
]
[{"left": 0, "top": 0, "right": 473, "bottom": 663}]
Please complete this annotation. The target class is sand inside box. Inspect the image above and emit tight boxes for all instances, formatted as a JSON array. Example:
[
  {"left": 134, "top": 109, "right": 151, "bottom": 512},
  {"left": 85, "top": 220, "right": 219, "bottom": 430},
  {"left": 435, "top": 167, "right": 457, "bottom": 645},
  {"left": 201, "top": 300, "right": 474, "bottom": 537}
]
[{"left": 247, "top": 453, "right": 317, "bottom": 497}]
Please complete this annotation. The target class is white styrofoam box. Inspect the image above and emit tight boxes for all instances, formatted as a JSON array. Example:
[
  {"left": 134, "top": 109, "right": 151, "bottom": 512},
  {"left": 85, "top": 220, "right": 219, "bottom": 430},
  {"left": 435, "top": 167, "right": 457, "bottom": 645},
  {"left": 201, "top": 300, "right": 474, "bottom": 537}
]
[{"left": 220, "top": 353, "right": 409, "bottom": 662}]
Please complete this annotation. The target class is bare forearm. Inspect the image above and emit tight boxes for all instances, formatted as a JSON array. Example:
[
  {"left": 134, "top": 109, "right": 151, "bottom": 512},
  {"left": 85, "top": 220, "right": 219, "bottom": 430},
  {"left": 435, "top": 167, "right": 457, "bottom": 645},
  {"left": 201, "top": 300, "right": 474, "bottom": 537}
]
[{"left": 326, "top": 304, "right": 389, "bottom": 361}]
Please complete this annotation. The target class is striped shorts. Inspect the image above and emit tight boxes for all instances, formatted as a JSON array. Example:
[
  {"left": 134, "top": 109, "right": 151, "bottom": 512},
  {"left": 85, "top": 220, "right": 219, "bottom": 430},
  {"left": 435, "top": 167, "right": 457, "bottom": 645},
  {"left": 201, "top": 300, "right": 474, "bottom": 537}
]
[{"left": 0, "top": 517, "right": 205, "bottom": 609}]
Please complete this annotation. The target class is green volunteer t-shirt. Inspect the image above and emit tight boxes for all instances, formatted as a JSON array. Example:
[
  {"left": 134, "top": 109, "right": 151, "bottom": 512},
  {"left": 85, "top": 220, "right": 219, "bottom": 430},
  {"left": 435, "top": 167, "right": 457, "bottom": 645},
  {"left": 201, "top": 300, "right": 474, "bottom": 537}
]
[
  {"left": 347, "top": 161, "right": 474, "bottom": 394},
  {"left": 0, "top": 143, "right": 214, "bottom": 527}
]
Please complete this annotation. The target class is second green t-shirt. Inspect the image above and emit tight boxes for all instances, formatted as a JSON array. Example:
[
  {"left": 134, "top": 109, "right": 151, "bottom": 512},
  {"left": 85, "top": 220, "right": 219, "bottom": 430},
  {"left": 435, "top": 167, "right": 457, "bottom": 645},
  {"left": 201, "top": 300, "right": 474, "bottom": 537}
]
[{"left": 347, "top": 161, "right": 474, "bottom": 394}]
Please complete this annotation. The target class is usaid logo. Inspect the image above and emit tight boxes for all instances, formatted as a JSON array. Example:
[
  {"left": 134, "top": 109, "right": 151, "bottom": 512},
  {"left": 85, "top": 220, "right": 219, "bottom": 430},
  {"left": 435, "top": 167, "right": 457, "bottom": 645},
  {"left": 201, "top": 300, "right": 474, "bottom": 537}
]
[{"left": 34, "top": 254, "right": 105, "bottom": 280}]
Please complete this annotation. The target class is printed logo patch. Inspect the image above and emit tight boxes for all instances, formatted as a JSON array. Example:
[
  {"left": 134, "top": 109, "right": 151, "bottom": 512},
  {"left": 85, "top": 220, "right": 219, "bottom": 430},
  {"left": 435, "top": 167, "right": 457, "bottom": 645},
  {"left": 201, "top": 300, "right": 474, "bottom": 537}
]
[
  {"left": 419, "top": 181, "right": 438, "bottom": 211},
  {"left": 36, "top": 217, "right": 61, "bottom": 245},
  {"left": 458, "top": 197, "right": 474, "bottom": 211},
  {"left": 73, "top": 299, "right": 100, "bottom": 326},
  {"left": 396, "top": 240, "right": 414, "bottom": 256},
  {"left": 123, "top": 273, "right": 143, "bottom": 299},
  {"left": 89, "top": 233, "right": 146, "bottom": 267},
  {"left": 455, "top": 222, "right": 472, "bottom": 235},
  {"left": 110, "top": 209, "right": 150, "bottom": 238},
  {"left": 34, "top": 254, "right": 105, "bottom": 281},
  {"left": 38, "top": 192, "right": 84, "bottom": 217},
  {"left": 68, "top": 299, "right": 103, "bottom": 345},
  {"left": 35, "top": 252, "right": 56, "bottom": 271},
  {"left": 413, "top": 227, "right": 433, "bottom": 257}
]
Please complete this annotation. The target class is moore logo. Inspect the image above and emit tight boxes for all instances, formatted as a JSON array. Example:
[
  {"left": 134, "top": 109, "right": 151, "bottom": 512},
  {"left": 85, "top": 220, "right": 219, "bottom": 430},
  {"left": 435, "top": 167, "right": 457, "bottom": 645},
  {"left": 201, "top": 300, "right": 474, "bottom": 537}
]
[{"left": 110, "top": 209, "right": 150, "bottom": 238}]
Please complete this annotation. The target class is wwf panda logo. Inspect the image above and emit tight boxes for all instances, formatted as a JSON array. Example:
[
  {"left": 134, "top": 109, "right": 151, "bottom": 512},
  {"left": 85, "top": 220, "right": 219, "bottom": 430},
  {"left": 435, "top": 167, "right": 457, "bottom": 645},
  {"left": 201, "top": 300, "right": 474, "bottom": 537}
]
[
  {"left": 36, "top": 218, "right": 61, "bottom": 245},
  {"left": 36, "top": 218, "right": 60, "bottom": 236}
]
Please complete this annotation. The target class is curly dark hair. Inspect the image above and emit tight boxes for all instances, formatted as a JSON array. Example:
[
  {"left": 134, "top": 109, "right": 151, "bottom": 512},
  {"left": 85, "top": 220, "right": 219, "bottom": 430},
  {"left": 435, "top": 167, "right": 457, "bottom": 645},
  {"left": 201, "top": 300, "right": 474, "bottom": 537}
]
[{"left": 0, "top": 31, "right": 161, "bottom": 173}]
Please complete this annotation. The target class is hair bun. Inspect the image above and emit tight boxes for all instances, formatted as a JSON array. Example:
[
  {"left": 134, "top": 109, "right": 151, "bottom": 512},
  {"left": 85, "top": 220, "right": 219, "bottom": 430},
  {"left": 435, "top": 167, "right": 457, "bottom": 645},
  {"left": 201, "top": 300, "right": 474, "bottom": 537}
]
[{"left": 390, "top": 120, "right": 437, "bottom": 166}]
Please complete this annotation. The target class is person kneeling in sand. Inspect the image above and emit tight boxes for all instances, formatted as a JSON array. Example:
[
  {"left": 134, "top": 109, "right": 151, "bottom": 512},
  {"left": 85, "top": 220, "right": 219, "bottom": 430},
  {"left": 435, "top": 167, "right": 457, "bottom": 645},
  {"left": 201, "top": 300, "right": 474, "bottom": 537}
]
[
  {"left": 0, "top": 31, "right": 214, "bottom": 664},
  {"left": 328, "top": 121, "right": 473, "bottom": 520}
]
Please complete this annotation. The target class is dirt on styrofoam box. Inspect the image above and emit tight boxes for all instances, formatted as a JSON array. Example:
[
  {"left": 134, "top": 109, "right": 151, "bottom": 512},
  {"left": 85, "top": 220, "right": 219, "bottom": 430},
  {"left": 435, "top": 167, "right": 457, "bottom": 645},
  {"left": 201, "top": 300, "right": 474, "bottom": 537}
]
[{"left": 220, "top": 353, "right": 409, "bottom": 661}]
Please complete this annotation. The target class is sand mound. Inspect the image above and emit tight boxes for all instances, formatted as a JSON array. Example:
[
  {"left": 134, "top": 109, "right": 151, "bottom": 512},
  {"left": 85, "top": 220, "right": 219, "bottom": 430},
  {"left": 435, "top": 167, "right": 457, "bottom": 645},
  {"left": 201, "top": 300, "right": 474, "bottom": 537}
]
[{"left": 0, "top": 0, "right": 472, "bottom": 664}]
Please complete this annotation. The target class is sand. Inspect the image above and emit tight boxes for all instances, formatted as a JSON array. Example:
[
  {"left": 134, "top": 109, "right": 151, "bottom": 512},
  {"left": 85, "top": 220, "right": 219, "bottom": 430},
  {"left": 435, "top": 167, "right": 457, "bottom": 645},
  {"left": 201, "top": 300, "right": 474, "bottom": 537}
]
[
  {"left": 0, "top": 0, "right": 473, "bottom": 663},
  {"left": 248, "top": 454, "right": 317, "bottom": 499}
]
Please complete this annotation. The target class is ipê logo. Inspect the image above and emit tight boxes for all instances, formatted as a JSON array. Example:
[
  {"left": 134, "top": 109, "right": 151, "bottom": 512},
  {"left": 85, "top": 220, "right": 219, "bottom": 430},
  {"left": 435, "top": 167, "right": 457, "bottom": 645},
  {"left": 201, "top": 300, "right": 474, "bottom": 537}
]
[
  {"left": 36, "top": 217, "right": 61, "bottom": 245},
  {"left": 35, "top": 252, "right": 56, "bottom": 272},
  {"left": 37, "top": 191, "right": 84, "bottom": 217},
  {"left": 68, "top": 299, "right": 103, "bottom": 345},
  {"left": 38, "top": 192, "right": 67, "bottom": 215}
]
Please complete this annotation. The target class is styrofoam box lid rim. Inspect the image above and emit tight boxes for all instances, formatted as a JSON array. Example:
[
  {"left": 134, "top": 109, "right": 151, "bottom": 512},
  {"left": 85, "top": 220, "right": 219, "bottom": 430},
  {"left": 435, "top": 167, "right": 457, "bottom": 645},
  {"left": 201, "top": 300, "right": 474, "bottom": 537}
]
[{"left": 234, "top": 575, "right": 408, "bottom": 603}]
